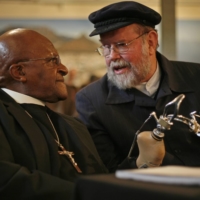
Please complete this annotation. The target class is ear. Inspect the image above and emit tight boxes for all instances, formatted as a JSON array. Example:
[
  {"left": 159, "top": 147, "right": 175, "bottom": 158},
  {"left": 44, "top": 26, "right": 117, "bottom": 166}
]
[
  {"left": 9, "top": 63, "right": 27, "bottom": 82},
  {"left": 147, "top": 31, "right": 158, "bottom": 55}
]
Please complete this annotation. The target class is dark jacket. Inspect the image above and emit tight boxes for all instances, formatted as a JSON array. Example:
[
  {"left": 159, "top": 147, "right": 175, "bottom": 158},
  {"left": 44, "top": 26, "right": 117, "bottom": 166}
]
[
  {"left": 76, "top": 52, "right": 200, "bottom": 172},
  {"left": 0, "top": 89, "right": 107, "bottom": 200}
]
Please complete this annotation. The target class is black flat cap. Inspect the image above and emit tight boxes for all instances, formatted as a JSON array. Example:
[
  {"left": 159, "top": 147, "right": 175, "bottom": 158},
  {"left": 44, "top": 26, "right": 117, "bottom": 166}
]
[{"left": 89, "top": 1, "right": 161, "bottom": 37}]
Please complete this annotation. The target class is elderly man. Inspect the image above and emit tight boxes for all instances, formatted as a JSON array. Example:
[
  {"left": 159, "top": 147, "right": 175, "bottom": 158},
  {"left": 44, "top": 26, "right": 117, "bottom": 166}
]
[
  {"left": 76, "top": 1, "right": 200, "bottom": 172},
  {"left": 0, "top": 28, "right": 107, "bottom": 200}
]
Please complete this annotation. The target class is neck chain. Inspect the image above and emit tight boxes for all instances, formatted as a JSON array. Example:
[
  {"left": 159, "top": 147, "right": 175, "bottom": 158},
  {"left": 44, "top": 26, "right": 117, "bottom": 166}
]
[{"left": 25, "top": 110, "right": 82, "bottom": 173}]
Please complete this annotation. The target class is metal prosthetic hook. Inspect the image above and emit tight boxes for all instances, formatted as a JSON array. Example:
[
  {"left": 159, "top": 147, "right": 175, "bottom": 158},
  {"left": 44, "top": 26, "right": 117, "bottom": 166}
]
[
  {"left": 189, "top": 111, "right": 200, "bottom": 136},
  {"left": 169, "top": 110, "right": 200, "bottom": 136},
  {"left": 128, "top": 94, "right": 199, "bottom": 160},
  {"left": 150, "top": 94, "right": 185, "bottom": 141},
  {"left": 166, "top": 95, "right": 200, "bottom": 137},
  {"left": 163, "top": 94, "right": 185, "bottom": 120}
]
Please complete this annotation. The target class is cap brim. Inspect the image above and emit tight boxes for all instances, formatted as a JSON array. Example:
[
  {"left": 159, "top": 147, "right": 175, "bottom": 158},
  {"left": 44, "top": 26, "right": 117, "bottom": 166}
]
[{"left": 89, "top": 21, "right": 134, "bottom": 37}]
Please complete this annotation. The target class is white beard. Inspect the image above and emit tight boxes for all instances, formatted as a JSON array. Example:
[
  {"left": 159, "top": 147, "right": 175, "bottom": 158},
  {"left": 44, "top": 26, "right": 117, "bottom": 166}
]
[{"left": 107, "top": 43, "right": 151, "bottom": 90}]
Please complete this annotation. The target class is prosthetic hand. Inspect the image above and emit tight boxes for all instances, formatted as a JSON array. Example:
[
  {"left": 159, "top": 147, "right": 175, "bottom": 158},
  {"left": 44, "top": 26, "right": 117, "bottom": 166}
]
[
  {"left": 135, "top": 95, "right": 186, "bottom": 168},
  {"left": 128, "top": 94, "right": 192, "bottom": 168},
  {"left": 136, "top": 131, "right": 165, "bottom": 168}
]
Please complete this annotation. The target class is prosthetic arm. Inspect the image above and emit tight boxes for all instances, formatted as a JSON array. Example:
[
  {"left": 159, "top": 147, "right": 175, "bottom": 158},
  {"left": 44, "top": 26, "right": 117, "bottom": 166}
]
[{"left": 128, "top": 94, "right": 200, "bottom": 168}]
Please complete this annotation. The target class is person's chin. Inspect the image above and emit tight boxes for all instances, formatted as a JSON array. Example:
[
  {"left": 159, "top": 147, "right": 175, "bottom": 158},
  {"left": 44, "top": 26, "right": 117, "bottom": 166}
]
[{"left": 58, "top": 90, "right": 68, "bottom": 100}]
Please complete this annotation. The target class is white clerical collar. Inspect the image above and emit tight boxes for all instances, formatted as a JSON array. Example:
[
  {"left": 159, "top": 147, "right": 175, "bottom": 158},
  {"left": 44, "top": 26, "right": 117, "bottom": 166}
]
[
  {"left": 134, "top": 62, "right": 161, "bottom": 97},
  {"left": 2, "top": 88, "right": 45, "bottom": 106}
]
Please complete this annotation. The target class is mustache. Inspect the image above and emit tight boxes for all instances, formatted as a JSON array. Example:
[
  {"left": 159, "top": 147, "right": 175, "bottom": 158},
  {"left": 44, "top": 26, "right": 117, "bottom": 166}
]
[{"left": 109, "top": 59, "right": 131, "bottom": 68}]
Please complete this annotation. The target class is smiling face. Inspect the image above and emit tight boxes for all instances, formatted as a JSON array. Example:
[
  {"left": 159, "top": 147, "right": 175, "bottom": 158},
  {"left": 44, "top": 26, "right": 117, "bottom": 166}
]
[
  {"left": 0, "top": 29, "right": 68, "bottom": 103},
  {"left": 99, "top": 24, "right": 158, "bottom": 89}
]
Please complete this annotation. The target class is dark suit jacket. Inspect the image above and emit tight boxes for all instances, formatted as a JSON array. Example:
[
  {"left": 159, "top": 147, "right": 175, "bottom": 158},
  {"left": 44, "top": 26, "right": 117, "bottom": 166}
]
[
  {"left": 76, "top": 52, "right": 200, "bottom": 172},
  {"left": 0, "top": 89, "right": 107, "bottom": 200}
]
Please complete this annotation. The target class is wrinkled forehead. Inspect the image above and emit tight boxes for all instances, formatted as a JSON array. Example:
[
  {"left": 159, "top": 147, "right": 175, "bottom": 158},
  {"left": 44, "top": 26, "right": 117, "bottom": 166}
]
[{"left": 28, "top": 39, "right": 58, "bottom": 58}]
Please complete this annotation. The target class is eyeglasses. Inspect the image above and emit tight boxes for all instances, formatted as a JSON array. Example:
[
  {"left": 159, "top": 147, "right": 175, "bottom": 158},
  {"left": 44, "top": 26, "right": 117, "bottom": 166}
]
[
  {"left": 96, "top": 31, "right": 149, "bottom": 57},
  {"left": 17, "top": 56, "right": 61, "bottom": 66}
]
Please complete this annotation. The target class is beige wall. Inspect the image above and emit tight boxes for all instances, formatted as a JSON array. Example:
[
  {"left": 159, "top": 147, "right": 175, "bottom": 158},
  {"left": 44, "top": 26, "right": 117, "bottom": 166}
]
[{"left": 0, "top": 0, "right": 199, "bottom": 20}]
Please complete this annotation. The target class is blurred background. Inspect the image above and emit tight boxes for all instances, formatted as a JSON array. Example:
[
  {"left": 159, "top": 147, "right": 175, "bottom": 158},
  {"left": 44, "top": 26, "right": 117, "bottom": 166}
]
[{"left": 0, "top": 0, "right": 199, "bottom": 115}]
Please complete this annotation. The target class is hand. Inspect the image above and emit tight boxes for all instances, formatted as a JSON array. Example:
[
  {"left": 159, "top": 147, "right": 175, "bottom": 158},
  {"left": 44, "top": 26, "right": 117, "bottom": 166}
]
[{"left": 136, "top": 131, "right": 165, "bottom": 168}]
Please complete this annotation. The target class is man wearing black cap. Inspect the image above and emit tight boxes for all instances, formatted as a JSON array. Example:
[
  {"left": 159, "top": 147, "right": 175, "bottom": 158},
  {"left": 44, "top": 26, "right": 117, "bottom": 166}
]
[{"left": 76, "top": 1, "right": 200, "bottom": 172}]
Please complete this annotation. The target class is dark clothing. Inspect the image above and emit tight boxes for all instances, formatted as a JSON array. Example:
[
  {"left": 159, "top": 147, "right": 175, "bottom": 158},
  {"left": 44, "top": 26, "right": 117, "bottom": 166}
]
[
  {"left": 0, "top": 89, "right": 107, "bottom": 199},
  {"left": 76, "top": 52, "right": 200, "bottom": 172}
]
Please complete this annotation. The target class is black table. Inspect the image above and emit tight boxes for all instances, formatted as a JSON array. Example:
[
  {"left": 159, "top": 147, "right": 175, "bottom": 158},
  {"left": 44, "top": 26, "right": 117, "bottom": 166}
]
[{"left": 73, "top": 174, "right": 200, "bottom": 200}]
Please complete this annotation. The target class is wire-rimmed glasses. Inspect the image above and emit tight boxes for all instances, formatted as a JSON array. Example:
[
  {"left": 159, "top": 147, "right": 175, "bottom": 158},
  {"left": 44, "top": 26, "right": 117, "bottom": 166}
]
[
  {"left": 17, "top": 56, "right": 61, "bottom": 66},
  {"left": 96, "top": 31, "right": 149, "bottom": 57}
]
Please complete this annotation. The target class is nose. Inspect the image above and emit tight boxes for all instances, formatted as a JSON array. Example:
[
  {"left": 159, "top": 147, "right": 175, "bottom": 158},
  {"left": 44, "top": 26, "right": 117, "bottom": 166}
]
[
  {"left": 58, "top": 63, "right": 68, "bottom": 76},
  {"left": 106, "top": 46, "right": 121, "bottom": 61}
]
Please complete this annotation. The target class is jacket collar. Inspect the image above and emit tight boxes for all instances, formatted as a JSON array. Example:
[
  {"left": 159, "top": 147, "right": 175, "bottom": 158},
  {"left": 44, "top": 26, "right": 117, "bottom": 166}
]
[
  {"left": 156, "top": 51, "right": 194, "bottom": 93},
  {"left": 0, "top": 89, "right": 51, "bottom": 172}
]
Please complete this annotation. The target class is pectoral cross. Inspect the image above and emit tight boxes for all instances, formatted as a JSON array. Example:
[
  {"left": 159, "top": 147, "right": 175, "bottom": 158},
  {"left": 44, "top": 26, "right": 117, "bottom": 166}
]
[{"left": 58, "top": 143, "right": 82, "bottom": 173}]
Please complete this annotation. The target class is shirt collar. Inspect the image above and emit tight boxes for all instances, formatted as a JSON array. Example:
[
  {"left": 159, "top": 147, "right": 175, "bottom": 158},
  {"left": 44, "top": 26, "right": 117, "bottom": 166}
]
[
  {"left": 134, "top": 62, "right": 161, "bottom": 97},
  {"left": 2, "top": 88, "right": 45, "bottom": 106}
]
